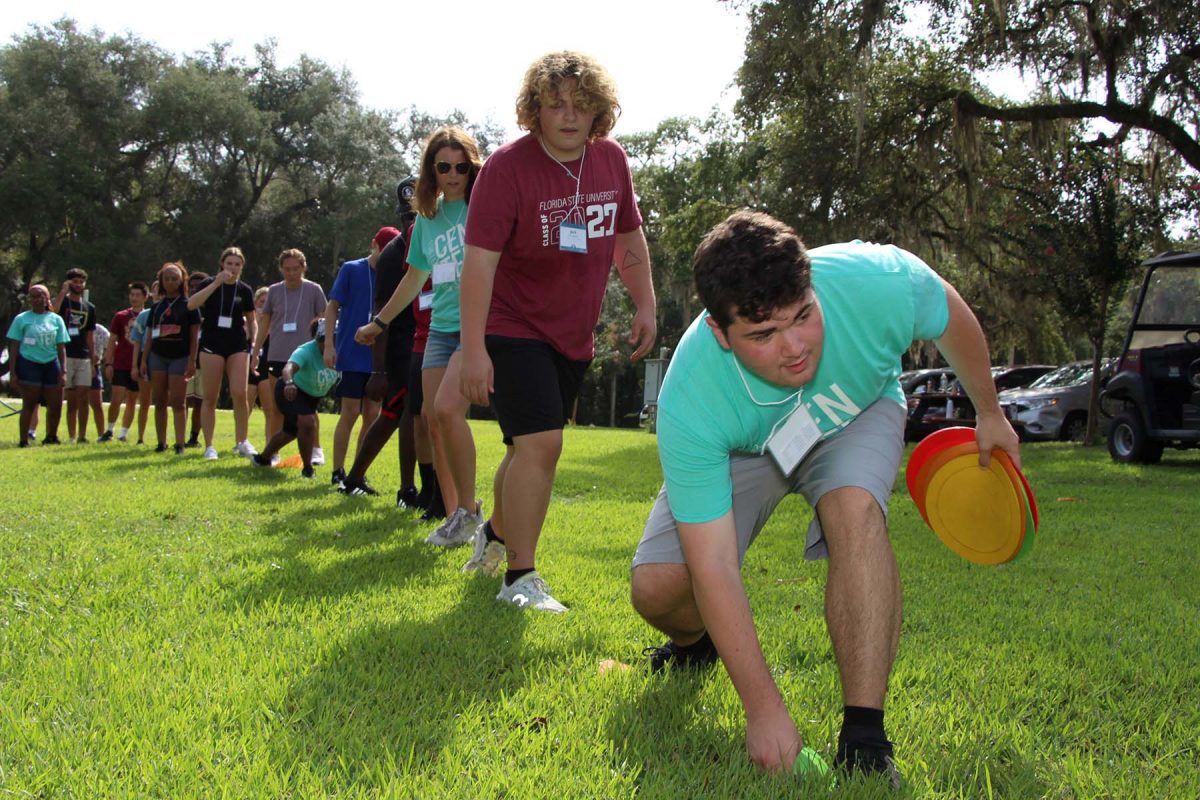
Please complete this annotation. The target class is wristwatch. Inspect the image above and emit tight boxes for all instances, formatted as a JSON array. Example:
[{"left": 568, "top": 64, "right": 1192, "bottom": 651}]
[{"left": 371, "top": 315, "right": 387, "bottom": 331}]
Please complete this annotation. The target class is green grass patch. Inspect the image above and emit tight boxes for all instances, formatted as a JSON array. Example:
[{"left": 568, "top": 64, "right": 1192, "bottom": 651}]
[{"left": 1, "top": 409, "right": 1197, "bottom": 798}]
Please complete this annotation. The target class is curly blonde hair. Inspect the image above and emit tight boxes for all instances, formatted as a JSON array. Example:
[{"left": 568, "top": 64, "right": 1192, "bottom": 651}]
[{"left": 515, "top": 51, "right": 620, "bottom": 140}]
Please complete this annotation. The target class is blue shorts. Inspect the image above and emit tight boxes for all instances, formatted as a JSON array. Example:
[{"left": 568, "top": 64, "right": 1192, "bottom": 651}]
[
  {"left": 15, "top": 355, "right": 62, "bottom": 388},
  {"left": 336, "top": 370, "right": 371, "bottom": 400},
  {"left": 149, "top": 352, "right": 189, "bottom": 376},
  {"left": 421, "top": 330, "right": 461, "bottom": 370}
]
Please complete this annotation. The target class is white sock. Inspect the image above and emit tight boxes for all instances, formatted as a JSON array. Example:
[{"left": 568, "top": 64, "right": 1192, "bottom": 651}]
[
  {"left": 119, "top": 427, "right": 129, "bottom": 437},
  {"left": 106, "top": 423, "right": 115, "bottom": 433}
]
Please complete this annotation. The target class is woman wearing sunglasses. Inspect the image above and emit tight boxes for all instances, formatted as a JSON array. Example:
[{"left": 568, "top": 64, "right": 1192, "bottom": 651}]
[{"left": 354, "top": 126, "right": 483, "bottom": 544}]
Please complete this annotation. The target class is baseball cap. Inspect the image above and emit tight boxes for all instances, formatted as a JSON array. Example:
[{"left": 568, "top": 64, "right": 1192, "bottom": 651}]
[
  {"left": 396, "top": 176, "right": 417, "bottom": 215},
  {"left": 373, "top": 226, "right": 401, "bottom": 251}
]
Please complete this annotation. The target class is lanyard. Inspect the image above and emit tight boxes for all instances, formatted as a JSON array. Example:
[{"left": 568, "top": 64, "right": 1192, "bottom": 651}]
[
  {"left": 539, "top": 137, "right": 586, "bottom": 220},
  {"left": 732, "top": 355, "right": 809, "bottom": 455},
  {"left": 281, "top": 283, "right": 301, "bottom": 326}
]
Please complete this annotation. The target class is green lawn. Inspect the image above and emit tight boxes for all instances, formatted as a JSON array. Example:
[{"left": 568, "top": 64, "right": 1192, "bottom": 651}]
[{"left": 1, "top": 408, "right": 1197, "bottom": 799}]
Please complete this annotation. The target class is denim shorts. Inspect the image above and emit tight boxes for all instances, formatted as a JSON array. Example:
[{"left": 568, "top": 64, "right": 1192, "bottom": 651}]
[
  {"left": 16, "top": 355, "right": 62, "bottom": 387},
  {"left": 421, "top": 329, "right": 461, "bottom": 370}
]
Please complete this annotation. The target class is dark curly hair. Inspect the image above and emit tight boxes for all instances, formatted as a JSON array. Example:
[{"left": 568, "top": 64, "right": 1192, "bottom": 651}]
[{"left": 693, "top": 210, "right": 811, "bottom": 330}]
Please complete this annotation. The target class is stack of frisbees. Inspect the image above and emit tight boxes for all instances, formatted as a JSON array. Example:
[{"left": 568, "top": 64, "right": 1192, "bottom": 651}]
[{"left": 905, "top": 427, "right": 1038, "bottom": 565}]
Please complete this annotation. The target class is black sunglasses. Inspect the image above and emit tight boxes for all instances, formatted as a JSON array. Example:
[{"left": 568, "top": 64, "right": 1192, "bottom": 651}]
[{"left": 435, "top": 161, "right": 471, "bottom": 175}]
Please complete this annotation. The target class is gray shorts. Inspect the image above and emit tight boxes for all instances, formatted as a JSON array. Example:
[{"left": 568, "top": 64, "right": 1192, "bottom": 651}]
[
  {"left": 632, "top": 398, "right": 905, "bottom": 567},
  {"left": 64, "top": 357, "right": 93, "bottom": 388}
]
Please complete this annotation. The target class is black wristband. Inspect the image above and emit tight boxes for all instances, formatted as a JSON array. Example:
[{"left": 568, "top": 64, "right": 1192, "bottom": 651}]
[{"left": 371, "top": 315, "right": 387, "bottom": 331}]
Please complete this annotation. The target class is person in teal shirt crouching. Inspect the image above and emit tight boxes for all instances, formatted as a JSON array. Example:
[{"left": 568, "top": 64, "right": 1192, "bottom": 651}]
[
  {"left": 251, "top": 319, "right": 338, "bottom": 478},
  {"left": 6, "top": 284, "right": 71, "bottom": 447}
]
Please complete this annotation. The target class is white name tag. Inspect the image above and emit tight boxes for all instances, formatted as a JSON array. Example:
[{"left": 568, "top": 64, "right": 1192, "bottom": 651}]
[
  {"left": 68, "top": 326, "right": 80, "bottom": 336},
  {"left": 418, "top": 291, "right": 434, "bottom": 311},
  {"left": 282, "top": 322, "right": 298, "bottom": 333},
  {"left": 23, "top": 336, "right": 36, "bottom": 345},
  {"left": 431, "top": 261, "right": 457, "bottom": 286},
  {"left": 559, "top": 222, "right": 588, "bottom": 253},
  {"left": 152, "top": 327, "right": 162, "bottom": 338},
  {"left": 766, "top": 404, "right": 822, "bottom": 476},
  {"left": 217, "top": 315, "right": 233, "bottom": 329}
]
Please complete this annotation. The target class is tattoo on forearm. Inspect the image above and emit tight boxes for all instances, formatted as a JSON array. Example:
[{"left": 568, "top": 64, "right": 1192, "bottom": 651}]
[{"left": 619, "top": 251, "right": 643, "bottom": 273}]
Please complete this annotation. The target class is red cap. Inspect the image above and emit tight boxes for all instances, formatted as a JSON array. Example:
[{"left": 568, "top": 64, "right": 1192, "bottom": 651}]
[{"left": 373, "top": 226, "right": 401, "bottom": 251}]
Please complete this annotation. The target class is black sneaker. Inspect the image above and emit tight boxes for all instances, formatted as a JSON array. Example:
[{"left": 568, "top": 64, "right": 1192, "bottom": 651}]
[
  {"left": 251, "top": 454, "right": 271, "bottom": 468},
  {"left": 136, "top": 439, "right": 144, "bottom": 445},
  {"left": 339, "top": 478, "right": 379, "bottom": 496},
  {"left": 173, "top": 443, "right": 185, "bottom": 455},
  {"left": 154, "top": 442, "right": 168, "bottom": 453},
  {"left": 42, "top": 436, "right": 61, "bottom": 445},
  {"left": 835, "top": 738, "right": 902, "bottom": 791},
  {"left": 19, "top": 440, "right": 28, "bottom": 448},
  {"left": 331, "top": 467, "right": 346, "bottom": 487},
  {"left": 396, "top": 485, "right": 420, "bottom": 509},
  {"left": 77, "top": 436, "right": 89, "bottom": 444},
  {"left": 301, "top": 466, "right": 315, "bottom": 479},
  {"left": 184, "top": 438, "right": 201, "bottom": 449},
  {"left": 98, "top": 430, "right": 114, "bottom": 443},
  {"left": 421, "top": 490, "right": 447, "bottom": 521},
  {"left": 643, "top": 631, "right": 719, "bottom": 673}
]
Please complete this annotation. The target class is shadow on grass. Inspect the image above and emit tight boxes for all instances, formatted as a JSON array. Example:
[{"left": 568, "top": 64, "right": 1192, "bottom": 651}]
[{"left": 554, "top": 441, "right": 663, "bottom": 502}]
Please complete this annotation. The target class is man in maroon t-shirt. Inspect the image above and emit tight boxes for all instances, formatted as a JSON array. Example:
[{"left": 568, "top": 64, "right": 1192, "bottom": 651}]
[
  {"left": 99, "top": 281, "right": 150, "bottom": 442},
  {"left": 459, "top": 51, "right": 657, "bottom": 613}
]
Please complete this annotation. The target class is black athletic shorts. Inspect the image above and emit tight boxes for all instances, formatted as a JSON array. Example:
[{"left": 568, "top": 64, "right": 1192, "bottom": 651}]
[
  {"left": 380, "top": 350, "right": 413, "bottom": 421},
  {"left": 112, "top": 368, "right": 139, "bottom": 391},
  {"left": 336, "top": 370, "right": 370, "bottom": 400},
  {"left": 248, "top": 353, "right": 269, "bottom": 386},
  {"left": 274, "top": 379, "right": 319, "bottom": 436},
  {"left": 199, "top": 331, "right": 250, "bottom": 359},
  {"left": 486, "top": 335, "right": 591, "bottom": 445},
  {"left": 407, "top": 349, "right": 425, "bottom": 415},
  {"left": 267, "top": 361, "right": 287, "bottom": 379}
]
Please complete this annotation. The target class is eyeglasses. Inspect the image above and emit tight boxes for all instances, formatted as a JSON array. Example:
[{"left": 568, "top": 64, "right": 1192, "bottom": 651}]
[{"left": 435, "top": 161, "right": 471, "bottom": 175}]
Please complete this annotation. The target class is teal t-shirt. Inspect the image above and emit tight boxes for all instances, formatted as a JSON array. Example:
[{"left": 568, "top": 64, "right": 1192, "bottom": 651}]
[
  {"left": 287, "top": 339, "right": 339, "bottom": 398},
  {"left": 6, "top": 310, "right": 71, "bottom": 364},
  {"left": 657, "top": 241, "right": 950, "bottom": 524},
  {"left": 131, "top": 308, "right": 151, "bottom": 348},
  {"left": 406, "top": 198, "right": 467, "bottom": 334}
]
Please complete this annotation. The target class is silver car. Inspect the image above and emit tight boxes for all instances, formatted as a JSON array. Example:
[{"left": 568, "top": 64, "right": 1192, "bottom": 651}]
[{"left": 998, "top": 359, "right": 1115, "bottom": 441}]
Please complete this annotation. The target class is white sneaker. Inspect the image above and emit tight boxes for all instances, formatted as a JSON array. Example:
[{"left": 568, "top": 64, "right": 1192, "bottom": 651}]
[
  {"left": 461, "top": 526, "right": 505, "bottom": 577},
  {"left": 426, "top": 503, "right": 483, "bottom": 547},
  {"left": 270, "top": 453, "right": 281, "bottom": 466},
  {"left": 234, "top": 440, "right": 258, "bottom": 457},
  {"left": 203, "top": 446, "right": 219, "bottom": 460},
  {"left": 496, "top": 571, "right": 567, "bottom": 614},
  {"left": 311, "top": 446, "right": 325, "bottom": 466}
]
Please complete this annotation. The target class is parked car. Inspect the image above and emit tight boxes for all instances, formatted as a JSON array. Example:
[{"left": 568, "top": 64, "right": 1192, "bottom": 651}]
[
  {"left": 991, "top": 364, "right": 1056, "bottom": 392},
  {"left": 998, "top": 359, "right": 1115, "bottom": 441},
  {"left": 900, "top": 368, "right": 956, "bottom": 397},
  {"left": 1099, "top": 250, "right": 1200, "bottom": 463}
]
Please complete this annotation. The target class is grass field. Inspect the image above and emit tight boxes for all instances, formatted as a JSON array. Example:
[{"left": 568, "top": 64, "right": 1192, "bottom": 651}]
[{"left": 1, "top": 407, "right": 1198, "bottom": 799}]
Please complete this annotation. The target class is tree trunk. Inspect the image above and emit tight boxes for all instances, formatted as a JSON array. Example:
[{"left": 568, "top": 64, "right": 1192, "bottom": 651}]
[{"left": 609, "top": 369, "right": 618, "bottom": 428}]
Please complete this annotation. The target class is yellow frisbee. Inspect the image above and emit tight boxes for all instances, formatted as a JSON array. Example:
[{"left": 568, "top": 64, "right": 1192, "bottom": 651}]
[{"left": 924, "top": 453, "right": 1026, "bottom": 565}]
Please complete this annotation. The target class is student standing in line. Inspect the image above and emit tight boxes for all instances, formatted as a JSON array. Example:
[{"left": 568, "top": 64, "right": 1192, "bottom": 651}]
[
  {"left": 323, "top": 227, "right": 400, "bottom": 486},
  {"left": 354, "top": 130, "right": 481, "bottom": 534},
  {"left": 6, "top": 284, "right": 70, "bottom": 447},
  {"left": 188, "top": 248, "right": 258, "bottom": 460},
  {"left": 246, "top": 287, "right": 272, "bottom": 447},
  {"left": 251, "top": 249, "right": 329, "bottom": 461},
  {"left": 457, "top": 53, "right": 657, "bottom": 608},
  {"left": 54, "top": 268, "right": 98, "bottom": 443},
  {"left": 99, "top": 281, "right": 150, "bottom": 442},
  {"left": 127, "top": 281, "right": 159, "bottom": 444},
  {"left": 141, "top": 263, "right": 201, "bottom": 454},
  {"left": 183, "top": 272, "right": 208, "bottom": 448}
]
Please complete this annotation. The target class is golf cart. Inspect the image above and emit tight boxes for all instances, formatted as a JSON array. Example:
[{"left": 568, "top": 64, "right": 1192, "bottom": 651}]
[{"left": 1100, "top": 250, "right": 1200, "bottom": 463}]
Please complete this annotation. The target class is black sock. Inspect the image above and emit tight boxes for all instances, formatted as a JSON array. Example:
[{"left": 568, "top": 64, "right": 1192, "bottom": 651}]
[
  {"left": 483, "top": 520, "right": 504, "bottom": 543},
  {"left": 504, "top": 567, "right": 534, "bottom": 586},
  {"left": 418, "top": 462, "right": 434, "bottom": 492},
  {"left": 838, "top": 706, "right": 890, "bottom": 761}
]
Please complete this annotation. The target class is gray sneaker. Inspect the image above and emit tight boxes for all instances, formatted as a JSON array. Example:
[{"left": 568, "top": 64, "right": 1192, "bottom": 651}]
[
  {"left": 461, "top": 525, "right": 505, "bottom": 576},
  {"left": 426, "top": 503, "right": 482, "bottom": 547},
  {"left": 495, "top": 571, "right": 567, "bottom": 614}
]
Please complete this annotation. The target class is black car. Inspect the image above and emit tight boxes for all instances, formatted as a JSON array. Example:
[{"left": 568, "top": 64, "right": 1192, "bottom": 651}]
[{"left": 1100, "top": 250, "right": 1200, "bottom": 463}]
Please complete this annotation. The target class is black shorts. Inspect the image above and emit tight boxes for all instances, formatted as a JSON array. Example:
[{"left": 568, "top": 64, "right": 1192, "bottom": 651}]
[
  {"left": 336, "top": 370, "right": 371, "bottom": 400},
  {"left": 379, "top": 350, "right": 413, "bottom": 421},
  {"left": 486, "top": 335, "right": 591, "bottom": 445},
  {"left": 199, "top": 332, "right": 250, "bottom": 359},
  {"left": 112, "top": 369, "right": 139, "bottom": 391},
  {"left": 407, "top": 350, "right": 425, "bottom": 415},
  {"left": 274, "top": 379, "right": 319, "bottom": 436},
  {"left": 248, "top": 354, "right": 269, "bottom": 385},
  {"left": 268, "top": 361, "right": 287, "bottom": 379}
]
